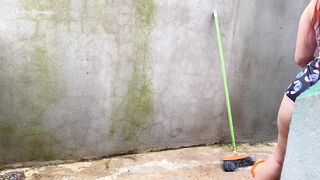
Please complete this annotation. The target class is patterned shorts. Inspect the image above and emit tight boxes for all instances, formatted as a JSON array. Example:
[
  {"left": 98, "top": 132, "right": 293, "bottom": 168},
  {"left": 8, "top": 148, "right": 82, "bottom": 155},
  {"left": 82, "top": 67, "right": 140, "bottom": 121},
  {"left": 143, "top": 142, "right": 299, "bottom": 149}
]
[{"left": 285, "top": 57, "right": 320, "bottom": 103}]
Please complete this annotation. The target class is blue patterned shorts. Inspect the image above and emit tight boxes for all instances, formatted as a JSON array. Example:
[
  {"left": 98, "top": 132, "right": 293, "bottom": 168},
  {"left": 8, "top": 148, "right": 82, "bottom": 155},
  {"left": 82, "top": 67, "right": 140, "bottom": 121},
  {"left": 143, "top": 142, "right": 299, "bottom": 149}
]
[{"left": 285, "top": 57, "right": 320, "bottom": 103}]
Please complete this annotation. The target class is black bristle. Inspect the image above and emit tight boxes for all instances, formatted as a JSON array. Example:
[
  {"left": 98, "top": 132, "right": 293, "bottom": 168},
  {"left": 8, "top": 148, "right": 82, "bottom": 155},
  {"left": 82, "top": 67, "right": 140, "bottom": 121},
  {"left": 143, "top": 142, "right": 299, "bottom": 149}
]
[
  {"left": 222, "top": 156, "right": 256, "bottom": 172},
  {"left": 238, "top": 156, "right": 255, "bottom": 168},
  {"left": 222, "top": 160, "right": 237, "bottom": 172}
]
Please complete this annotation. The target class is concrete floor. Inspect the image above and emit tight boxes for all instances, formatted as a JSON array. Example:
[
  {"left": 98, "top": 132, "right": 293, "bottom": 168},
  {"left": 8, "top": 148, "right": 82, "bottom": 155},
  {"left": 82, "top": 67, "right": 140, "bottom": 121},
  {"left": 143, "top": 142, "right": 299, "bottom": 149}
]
[{"left": 0, "top": 144, "right": 275, "bottom": 180}]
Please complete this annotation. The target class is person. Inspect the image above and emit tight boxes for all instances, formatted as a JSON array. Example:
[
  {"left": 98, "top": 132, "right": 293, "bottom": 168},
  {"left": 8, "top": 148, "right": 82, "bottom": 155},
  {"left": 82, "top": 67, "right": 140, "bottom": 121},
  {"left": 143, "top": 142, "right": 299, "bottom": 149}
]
[{"left": 252, "top": 0, "right": 320, "bottom": 179}]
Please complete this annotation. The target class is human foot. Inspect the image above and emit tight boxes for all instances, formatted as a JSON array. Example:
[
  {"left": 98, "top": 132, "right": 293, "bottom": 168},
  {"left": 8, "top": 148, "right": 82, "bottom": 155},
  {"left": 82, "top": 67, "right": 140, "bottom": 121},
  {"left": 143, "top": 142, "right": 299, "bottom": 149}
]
[{"left": 252, "top": 156, "right": 282, "bottom": 180}]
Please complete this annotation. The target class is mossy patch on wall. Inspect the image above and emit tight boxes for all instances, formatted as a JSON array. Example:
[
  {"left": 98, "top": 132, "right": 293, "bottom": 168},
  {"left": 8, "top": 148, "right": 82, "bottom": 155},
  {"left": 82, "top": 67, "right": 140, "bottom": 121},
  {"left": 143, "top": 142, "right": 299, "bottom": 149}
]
[
  {"left": 19, "top": 33, "right": 62, "bottom": 160},
  {"left": 0, "top": 0, "right": 156, "bottom": 163},
  {"left": 109, "top": 0, "right": 156, "bottom": 141},
  {"left": 24, "top": 0, "right": 72, "bottom": 27},
  {"left": 0, "top": 34, "right": 63, "bottom": 162},
  {"left": 0, "top": 0, "right": 68, "bottom": 163}
]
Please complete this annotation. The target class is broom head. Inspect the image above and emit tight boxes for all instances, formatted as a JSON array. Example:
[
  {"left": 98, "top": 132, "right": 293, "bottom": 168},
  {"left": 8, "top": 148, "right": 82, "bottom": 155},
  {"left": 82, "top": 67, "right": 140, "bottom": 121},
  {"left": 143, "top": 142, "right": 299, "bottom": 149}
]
[{"left": 222, "top": 153, "right": 255, "bottom": 172}]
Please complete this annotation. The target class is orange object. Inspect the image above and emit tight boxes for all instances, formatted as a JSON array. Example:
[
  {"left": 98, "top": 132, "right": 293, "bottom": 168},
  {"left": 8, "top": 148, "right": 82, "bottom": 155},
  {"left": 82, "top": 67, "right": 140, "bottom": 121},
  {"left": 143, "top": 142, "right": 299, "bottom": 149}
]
[
  {"left": 251, "top": 159, "right": 266, "bottom": 178},
  {"left": 223, "top": 153, "right": 250, "bottom": 161}
]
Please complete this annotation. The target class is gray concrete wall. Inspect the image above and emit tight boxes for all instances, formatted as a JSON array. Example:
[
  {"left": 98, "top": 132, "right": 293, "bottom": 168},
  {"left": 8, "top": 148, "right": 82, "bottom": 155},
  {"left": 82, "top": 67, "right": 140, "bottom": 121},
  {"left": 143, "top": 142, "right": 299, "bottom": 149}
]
[
  {"left": 281, "top": 82, "right": 320, "bottom": 180},
  {"left": 0, "top": 0, "right": 308, "bottom": 165},
  {"left": 230, "top": 0, "right": 308, "bottom": 142}
]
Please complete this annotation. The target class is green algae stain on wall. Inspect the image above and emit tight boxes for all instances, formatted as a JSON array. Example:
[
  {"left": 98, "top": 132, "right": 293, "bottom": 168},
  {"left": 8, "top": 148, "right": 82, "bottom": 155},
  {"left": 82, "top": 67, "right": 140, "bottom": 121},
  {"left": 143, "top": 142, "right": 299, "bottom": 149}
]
[
  {"left": 21, "top": 0, "right": 68, "bottom": 160},
  {"left": 109, "top": 0, "right": 156, "bottom": 141},
  {"left": 5, "top": 33, "right": 62, "bottom": 161},
  {"left": 0, "top": 0, "right": 69, "bottom": 163},
  {"left": 19, "top": 34, "right": 61, "bottom": 161},
  {"left": 135, "top": 0, "right": 156, "bottom": 28},
  {"left": 0, "top": 34, "right": 62, "bottom": 162},
  {"left": 80, "top": 0, "right": 106, "bottom": 34},
  {"left": 24, "top": 0, "right": 72, "bottom": 26}
]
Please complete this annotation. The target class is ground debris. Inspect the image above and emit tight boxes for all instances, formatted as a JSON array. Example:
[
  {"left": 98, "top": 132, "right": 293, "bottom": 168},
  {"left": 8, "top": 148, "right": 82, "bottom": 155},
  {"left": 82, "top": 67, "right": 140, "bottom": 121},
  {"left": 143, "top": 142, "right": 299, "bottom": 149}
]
[
  {"left": 0, "top": 171, "right": 25, "bottom": 180},
  {"left": 0, "top": 145, "right": 276, "bottom": 180}
]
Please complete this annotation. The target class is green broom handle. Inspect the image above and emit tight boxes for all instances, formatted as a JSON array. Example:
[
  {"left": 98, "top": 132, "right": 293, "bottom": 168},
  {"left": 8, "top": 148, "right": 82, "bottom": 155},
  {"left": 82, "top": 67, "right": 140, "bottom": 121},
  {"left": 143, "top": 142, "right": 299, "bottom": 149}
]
[{"left": 213, "top": 11, "right": 237, "bottom": 153}]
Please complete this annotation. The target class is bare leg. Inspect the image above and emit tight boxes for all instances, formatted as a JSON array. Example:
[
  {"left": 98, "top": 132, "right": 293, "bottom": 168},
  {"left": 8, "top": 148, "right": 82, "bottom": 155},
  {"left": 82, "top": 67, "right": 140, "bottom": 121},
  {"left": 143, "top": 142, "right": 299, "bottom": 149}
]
[{"left": 253, "top": 95, "right": 294, "bottom": 180}]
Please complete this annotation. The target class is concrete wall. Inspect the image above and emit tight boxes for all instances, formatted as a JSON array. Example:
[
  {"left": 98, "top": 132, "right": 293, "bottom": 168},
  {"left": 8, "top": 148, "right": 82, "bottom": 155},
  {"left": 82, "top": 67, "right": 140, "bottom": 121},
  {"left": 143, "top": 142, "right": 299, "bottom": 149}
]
[
  {"left": 281, "top": 82, "right": 320, "bottom": 179},
  {"left": 0, "top": 0, "right": 308, "bottom": 165},
  {"left": 230, "top": 0, "right": 308, "bottom": 142}
]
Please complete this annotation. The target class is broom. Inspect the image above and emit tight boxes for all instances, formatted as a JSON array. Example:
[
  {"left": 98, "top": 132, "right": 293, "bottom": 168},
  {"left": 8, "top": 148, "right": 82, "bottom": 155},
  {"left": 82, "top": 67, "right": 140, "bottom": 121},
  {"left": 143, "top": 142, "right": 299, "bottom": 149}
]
[{"left": 212, "top": 10, "right": 255, "bottom": 172}]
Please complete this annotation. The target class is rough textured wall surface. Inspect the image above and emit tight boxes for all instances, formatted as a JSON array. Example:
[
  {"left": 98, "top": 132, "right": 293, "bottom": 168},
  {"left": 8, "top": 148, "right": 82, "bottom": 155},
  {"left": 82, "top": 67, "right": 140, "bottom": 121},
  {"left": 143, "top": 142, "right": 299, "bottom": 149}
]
[
  {"left": 229, "top": 0, "right": 308, "bottom": 142},
  {"left": 0, "top": 0, "right": 309, "bottom": 165},
  {"left": 281, "top": 82, "right": 320, "bottom": 179}
]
